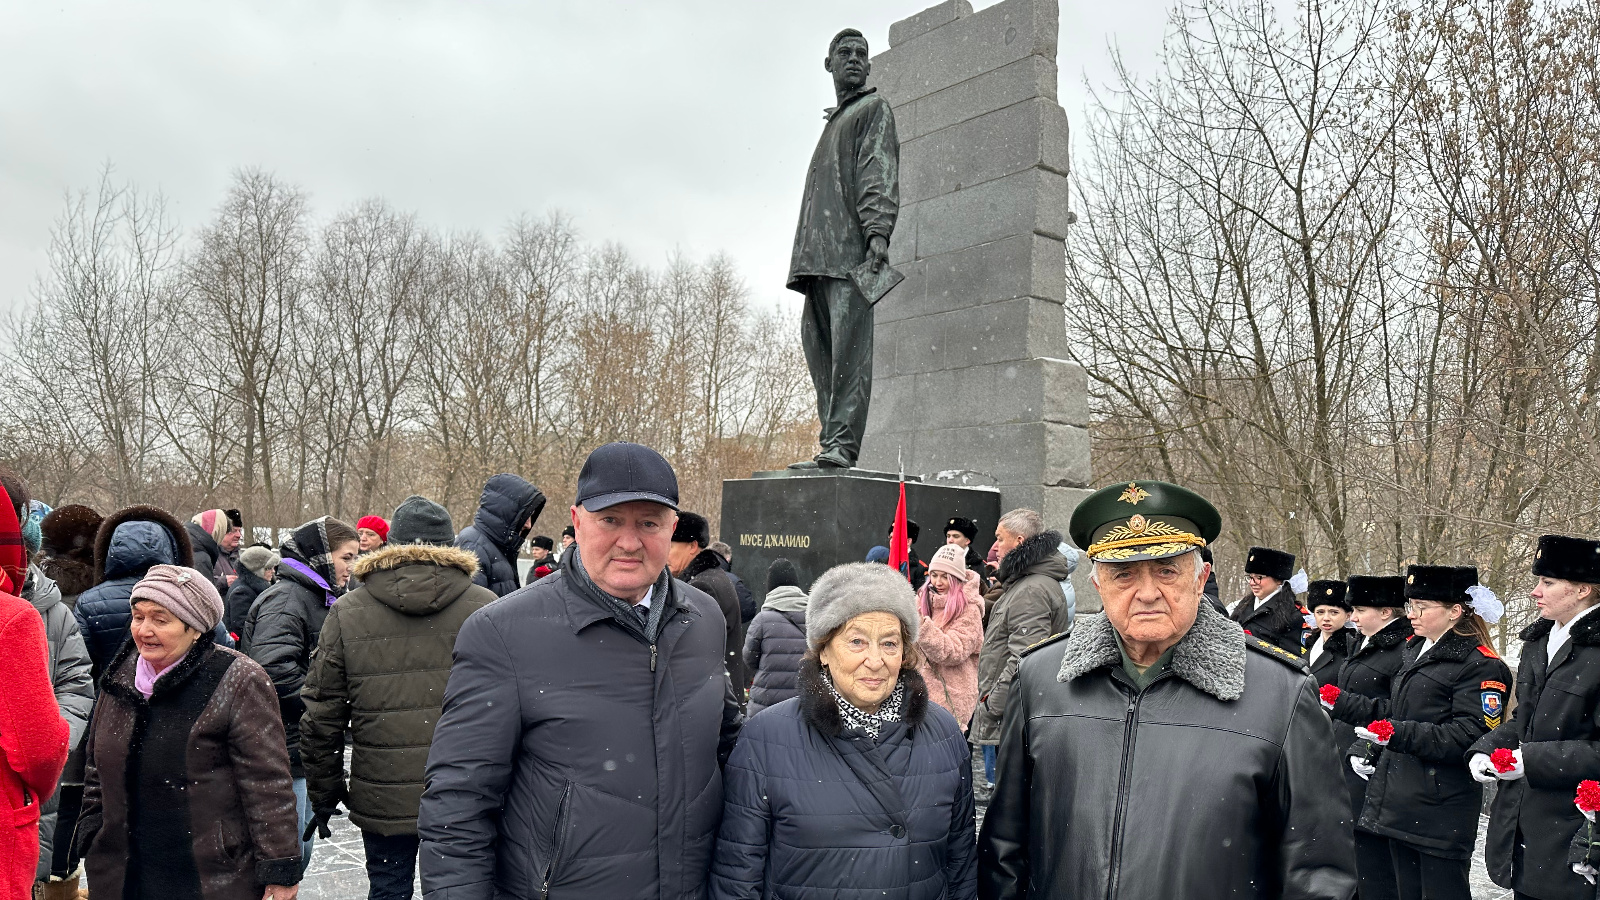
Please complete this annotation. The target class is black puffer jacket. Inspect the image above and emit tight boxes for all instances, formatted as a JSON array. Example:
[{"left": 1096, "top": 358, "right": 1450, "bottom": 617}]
[
  {"left": 1470, "top": 611, "right": 1600, "bottom": 900},
  {"left": 187, "top": 521, "right": 230, "bottom": 596},
  {"left": 242, "top": 564, "right": 328, "bottom": 778},
  {"left": 417, "top": 553, "right": 743, "bottom": 900},
  {"left": 685, "top": 549, "right": 745, "bottom": 695},
  {"left": 223, "top": 567, "right": 271, "bottom": 638},
  {"left": 977, "top": 601, "right": 1356, "bottom": 900},
  {"left": 1233, "top": 584, "right": 1308, "bottom": 657},
  {"left": 1327, "top": 616, "right": 1413, "bottom": 824},
  {"left": 454, "top": 474, "right": 545, "bottom": 598},
  {"left": 1349, "top": 629, "right": 1512, "bottom": 859},
  {"left": 710, "top": 662, "right": 976, "bottom": 900},
  {"left": 741, "top": 587, "right": 808, "bottom": 716}
]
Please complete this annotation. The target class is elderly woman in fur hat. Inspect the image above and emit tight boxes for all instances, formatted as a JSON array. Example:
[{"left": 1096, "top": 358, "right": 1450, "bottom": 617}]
[
  {"left": 710, "top": 562, "right": 977, "bottom": 900},
  {"left": 78, "top": 564, "right": 302, "bottom": 900}
]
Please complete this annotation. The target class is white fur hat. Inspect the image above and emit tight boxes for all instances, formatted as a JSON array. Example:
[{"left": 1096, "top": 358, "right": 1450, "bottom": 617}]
[{"left": 806, "top": 562, "right": 920, "bottom": 649}]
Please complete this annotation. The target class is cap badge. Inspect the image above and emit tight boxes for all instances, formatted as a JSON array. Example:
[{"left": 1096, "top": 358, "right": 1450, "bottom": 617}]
[
  {"left": 1127, "top": 514, "right": 1148, "bottom": 534},
  {"left": 1118, "top": 482, "right": 1151, "bottom": 506},
  {"left": 1407, "top": 575, "right": 1415, "bottom": 584}
]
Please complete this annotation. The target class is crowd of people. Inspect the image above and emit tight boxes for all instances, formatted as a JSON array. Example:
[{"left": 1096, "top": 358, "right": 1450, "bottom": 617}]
[{"left": 3, "top": 448, "right": 1599, "bottom": 900}]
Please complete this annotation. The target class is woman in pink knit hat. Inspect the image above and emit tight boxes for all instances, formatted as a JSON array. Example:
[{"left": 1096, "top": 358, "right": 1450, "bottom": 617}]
[
  {"left": 78, "top": 564, "right": 302, "bottom": 900},
  {"left": 915, "top": 543, "right": 986, "bottom": 732}
]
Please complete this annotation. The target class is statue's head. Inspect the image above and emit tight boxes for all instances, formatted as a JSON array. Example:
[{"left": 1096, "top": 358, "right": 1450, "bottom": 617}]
[{"left": 825, "top": 28, "right": 870, "bottom": 93}]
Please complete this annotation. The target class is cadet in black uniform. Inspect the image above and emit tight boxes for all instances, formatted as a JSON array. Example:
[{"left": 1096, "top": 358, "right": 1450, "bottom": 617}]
[
  {"left": 1232, "top": 546, "right": 1309, "bottom": 656},
  {"left": 1305, "top": 579, "right": 1353, "bottom": 687},
  {"left": 1346, "top": 565, "right": 1512, "bottom": 900},
  {"left": 1470, "top": 534, "right": 1600, "bottom": 900}
]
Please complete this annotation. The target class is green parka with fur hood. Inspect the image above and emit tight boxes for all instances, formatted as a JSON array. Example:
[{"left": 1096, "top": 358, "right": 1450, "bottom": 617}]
[{"left": 299, "top": 543, "right": 496, "bottom": 835}]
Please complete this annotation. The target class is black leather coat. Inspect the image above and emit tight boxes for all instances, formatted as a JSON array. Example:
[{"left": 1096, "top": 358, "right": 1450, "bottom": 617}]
[
  {"left": 1233, "top": 585, "right": 1308, "bottom": 657},
  {"left": 1327, "top": 617, "right": 1413, "bottom": 824},
  {"left": 976, "top": 602, "right": 1356, "bottom": 900},
  {"left": 1470, "top": 610, "right": 1600, "bottom": 900},
  {"left": 1346, "top": 629, "right": 1511, "bottom": 859}
]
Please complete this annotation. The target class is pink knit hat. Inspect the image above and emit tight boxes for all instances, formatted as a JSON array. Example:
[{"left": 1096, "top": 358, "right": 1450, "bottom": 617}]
[
  {"left": 928, "top": 543, "right": 970, "bottom": 579},
  {"left": 131, "top": 564, "right": 224, "bottom": 634}
]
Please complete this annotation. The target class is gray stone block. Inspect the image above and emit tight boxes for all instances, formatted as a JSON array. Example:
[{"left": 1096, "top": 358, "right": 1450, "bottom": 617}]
[
  {"left": 900, "top": 98, "right": 1070, "bottom": 204},
  {"left": 892, "top": 421, "right": 1089, "bottom": 488},
  {"left": 878, "top": 297, "right": 1069, "bottom": 376},
  {"left": 888, "top": 0, "right": 974, "bottom": 48},
  {"left": 881, "top": 357, "right": 1086, "bottom": 430},
  {"left": 1038, "top": 357, "right": 1089, "bottom": 426},
  {"left": 872, "top": 0, "right": 1058, "bottom": 106},
  {"left": 887, "top": 201, "right": 918, "bottom": 267},
  {"left": 913, "top": 168, "right": 1072, "bottom": 259},
  {"left": 877, "top": 233, "right": 1065, "bottom": 325},
  {"left": 903, "top": 55, "right": 1059, "bottom": 141}
]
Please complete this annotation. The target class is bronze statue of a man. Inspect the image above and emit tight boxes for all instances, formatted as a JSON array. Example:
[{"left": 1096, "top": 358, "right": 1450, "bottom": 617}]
[{"left": 787, "top": 28, "right": 899, "bottom": 470}]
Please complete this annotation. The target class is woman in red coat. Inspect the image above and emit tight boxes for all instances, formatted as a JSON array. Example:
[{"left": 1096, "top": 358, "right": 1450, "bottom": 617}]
[{"left": 0, "top": 478, "right": 70, "bottom": 900}]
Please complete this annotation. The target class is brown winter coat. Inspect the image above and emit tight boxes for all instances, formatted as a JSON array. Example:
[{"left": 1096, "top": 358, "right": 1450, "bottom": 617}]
[
  {"left": 78, "top": 634, "right": 301, "bottom": 900},
  {"left": 916, "top": 576, "right": 985, "bottom": 734}
]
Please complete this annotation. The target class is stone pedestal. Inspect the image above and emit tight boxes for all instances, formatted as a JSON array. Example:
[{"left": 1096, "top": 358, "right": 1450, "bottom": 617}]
[
  {"left": 719, "top": 469, "right": 1000, "bottom": 605},
  {"left": 858, "top": 0, "right": 1092, "bottom": 530}
]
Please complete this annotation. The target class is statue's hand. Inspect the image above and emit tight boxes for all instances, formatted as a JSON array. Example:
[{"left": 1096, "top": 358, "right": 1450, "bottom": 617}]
[{"left": 868, "top": 235, "right": 889, "bottom": 272}]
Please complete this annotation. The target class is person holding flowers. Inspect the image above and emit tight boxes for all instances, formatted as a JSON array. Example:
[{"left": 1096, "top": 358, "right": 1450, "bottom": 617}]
[
  {"left": 1343, "top": 564, "right": 1511, "bottom": 900},
  {"left": 1469, "top": 534, "right": 1600, "bottom": 900},
  {"left": 1319, "top": 575, "right": 1413, "bottom": 900}
]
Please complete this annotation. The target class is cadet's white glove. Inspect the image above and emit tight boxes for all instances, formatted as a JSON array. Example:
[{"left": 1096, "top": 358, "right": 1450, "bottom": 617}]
[
  {"left": 1494, "top": 748, "right": 1526, "bottom": 781},
  {"left": 1349, "top": 756, "right": 1375, "bottom": 781},
  {"left": 1575, "top": 862, "right": 1597, "bottom": 886},
  {"left": 1468, "top": 753, "right": 1498, "bottom": 784},
  {"left": 1354, "top": 726, "right": 1390, "bottom": 746}
]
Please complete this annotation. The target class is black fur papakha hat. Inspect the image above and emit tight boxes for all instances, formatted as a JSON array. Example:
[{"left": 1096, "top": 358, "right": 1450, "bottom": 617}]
[
  {"left": 1348, "top": 575, "right": 1406, "bottom": 608},
  {"left": 1245, "top": 547, "right": 1296, "bottom": 582},
  {"left": 1532, "top": 534, "right": 1600, "bottom": 584},
  {"left": 1307, "top": 579, "right": 1350, "bottom": 612}
]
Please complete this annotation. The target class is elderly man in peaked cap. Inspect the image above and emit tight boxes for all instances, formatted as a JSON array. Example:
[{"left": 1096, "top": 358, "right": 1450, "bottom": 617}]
[
  {"left": 977, "top": 480, "right": 1356, "bottom": 900},
  {"left": 419, "top": 443, "right": 743, "bottom": 900}
]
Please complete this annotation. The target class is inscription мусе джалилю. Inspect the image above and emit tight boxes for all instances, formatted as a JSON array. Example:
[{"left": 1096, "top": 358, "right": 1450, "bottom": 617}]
[{"left": 738, "top": 534, "right": 814, "bottom": 549}]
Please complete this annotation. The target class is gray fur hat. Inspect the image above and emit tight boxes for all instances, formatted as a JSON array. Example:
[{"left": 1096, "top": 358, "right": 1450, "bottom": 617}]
[{"left": 806, "top": 562, "right": 920, "bottom": 649}]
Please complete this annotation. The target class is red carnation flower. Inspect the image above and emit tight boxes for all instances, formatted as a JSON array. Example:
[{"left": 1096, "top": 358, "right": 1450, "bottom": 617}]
[
  {"left": 1319, "top": 684, "right": 1341, "bottom": 706},
  {"left": 1490, "top": 748, "right": 1517, "bottom": 773},
  {"left": 1578, "top": 781, "right": 1600, "bottom": 814},
  {"left": 1368, "top": 720, "right": 1395, "bottom": 742}
]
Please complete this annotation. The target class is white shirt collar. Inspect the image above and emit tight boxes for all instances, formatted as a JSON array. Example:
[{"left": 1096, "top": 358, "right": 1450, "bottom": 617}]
[
  {"left": 1308, "top": 631, "right": 1329, "bottom": 667},
  {"left": 1548, "top": 602, "right": 1600, "bottom": 664},
  {"left": 1416, "top": 637, "right": 1436, "bottom": 659},
  {"left": 636, "top": 585, "right": 654, "bottom": 610}
]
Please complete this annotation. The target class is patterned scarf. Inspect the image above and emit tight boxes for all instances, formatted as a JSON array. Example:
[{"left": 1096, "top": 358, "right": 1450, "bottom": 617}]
[
  {"left": 281, "top": 517, "right": 341, "bottom": 606},
  {"left": 823, "top": 668, "right": 905, "bottom": 742}
]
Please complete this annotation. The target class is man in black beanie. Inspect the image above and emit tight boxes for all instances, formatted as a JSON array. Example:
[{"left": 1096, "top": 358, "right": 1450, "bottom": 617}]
[{"left": 671, "top": 511, "right": 745, "bottom": 700}]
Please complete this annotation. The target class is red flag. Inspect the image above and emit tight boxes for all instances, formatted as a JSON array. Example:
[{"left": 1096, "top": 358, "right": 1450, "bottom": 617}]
[{"left": 887, "top": 479, "right": 910, "bottom": 582}]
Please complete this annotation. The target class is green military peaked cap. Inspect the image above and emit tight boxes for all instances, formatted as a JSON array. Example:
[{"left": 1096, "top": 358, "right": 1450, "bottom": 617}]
[{"left": 1069, "top": 480, "right": 1222, "bottom": 563}]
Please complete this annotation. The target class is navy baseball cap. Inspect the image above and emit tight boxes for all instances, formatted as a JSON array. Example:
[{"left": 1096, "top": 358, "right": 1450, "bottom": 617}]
[{"left": 575, "top": 442, "right": 680, "bottom": 512}]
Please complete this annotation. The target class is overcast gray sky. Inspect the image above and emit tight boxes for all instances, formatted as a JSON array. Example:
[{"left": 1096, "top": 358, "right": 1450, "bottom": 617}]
[{"left": 0, "top": 0, "right": 1168, "bottom": 317}]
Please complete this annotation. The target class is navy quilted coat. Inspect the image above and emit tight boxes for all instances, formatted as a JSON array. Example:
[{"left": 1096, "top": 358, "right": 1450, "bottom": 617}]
[{"left": 710, "top": 661, "right": 976, "bottom": 900}]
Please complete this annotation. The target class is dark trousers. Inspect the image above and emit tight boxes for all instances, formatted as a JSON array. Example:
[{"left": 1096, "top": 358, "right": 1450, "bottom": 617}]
[
  {"left": 1355, "top": 830, "right": 1401, "bottom": 900},
  {"left": 800, "top": 276, "right": 873, "bottom": 466},
  {"left": 362, "top": 831, "right": 420, "bottom": 900},
  {"left": 1389, "top": 840, "right": 1471, "bottom": 900}
]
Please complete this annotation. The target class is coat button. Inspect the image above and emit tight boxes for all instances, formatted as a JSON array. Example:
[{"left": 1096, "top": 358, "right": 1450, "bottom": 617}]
[{"left": 889, "top": 825, "right": 906, "bottom": 839}]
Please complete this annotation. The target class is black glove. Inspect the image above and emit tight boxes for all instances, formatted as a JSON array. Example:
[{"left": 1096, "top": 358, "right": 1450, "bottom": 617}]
[{"left": 302, "top": 806, "right": 343, "bottom": 842}]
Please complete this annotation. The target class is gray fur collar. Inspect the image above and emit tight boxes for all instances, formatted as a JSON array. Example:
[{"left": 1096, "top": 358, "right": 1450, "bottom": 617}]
[{"left": 1058, "top": 599, "right": 1248, "bottom": 700}]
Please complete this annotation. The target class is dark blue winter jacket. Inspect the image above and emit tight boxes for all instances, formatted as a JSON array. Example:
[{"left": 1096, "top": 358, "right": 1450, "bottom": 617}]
[
  {"left": 710, "top": 661, "right": 976, "bottom": 900},
  {"left": 74, "top": 506, "right": 232, "bottom": 682},
  {"left": 454, "top": 474, "right": 545, "bottom": 598}
]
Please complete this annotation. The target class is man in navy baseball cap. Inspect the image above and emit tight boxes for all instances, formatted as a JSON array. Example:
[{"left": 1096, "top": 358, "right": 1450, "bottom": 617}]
[{"left": 575, "top": 441, "right": 680, "bottom": 513}]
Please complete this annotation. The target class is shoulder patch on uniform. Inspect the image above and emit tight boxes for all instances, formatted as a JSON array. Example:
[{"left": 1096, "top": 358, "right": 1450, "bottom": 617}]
[
  {"left": 1481, "top": 680, "right": 1506, "bottom": 692},
  {"left": 1477, "top": 644, "right": 1500, "bottom": 659},
  {"left": 1021, "top": 631, "right": 1070, "bottom": 657},
  {"left": 1246, "top": 637, "right": 1309, "bottom": 671}
]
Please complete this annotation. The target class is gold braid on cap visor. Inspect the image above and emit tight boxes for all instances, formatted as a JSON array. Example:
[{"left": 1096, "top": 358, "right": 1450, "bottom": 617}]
[{"left": 1086, "top": 518, "right": 1208, "bottom": 560}]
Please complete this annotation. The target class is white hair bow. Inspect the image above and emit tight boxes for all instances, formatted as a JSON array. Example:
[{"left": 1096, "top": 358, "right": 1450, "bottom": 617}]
[
  {"left": 1466, "top": 584, "right": 1503, "bottom": 624},
  {"left": 1289, "top": 569, "right": 1309, "bottom": 595}
]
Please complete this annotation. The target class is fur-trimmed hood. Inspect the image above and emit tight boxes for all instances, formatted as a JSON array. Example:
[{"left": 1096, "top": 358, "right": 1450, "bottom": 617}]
[
  {"left": 350, "top": 542, "right": 484, "bottom": 616},
  {"left": 796, "top": 656, "right": 930, "bottom": 738},
  {"left": 1057, "top": 598, "right": 1249, "bottom": 701},
  {"left": 38, "top": 504, "right": 102, "bottom": 596},
  {"left": 93, "top": 505, "right": 193, "bottom": 584},
  {"left": 996, "top": 530, "right": 1070, "bottom": 587},
  {"left": 1521, "top": 606, "right": 1600, "bottom": 647}
]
